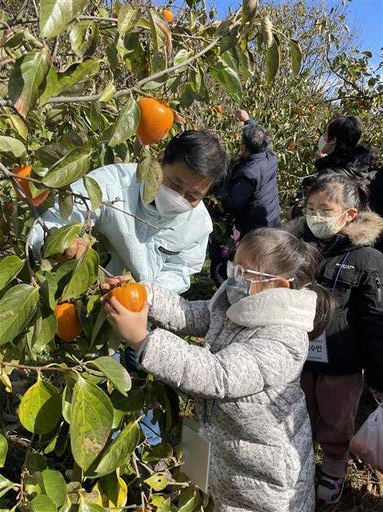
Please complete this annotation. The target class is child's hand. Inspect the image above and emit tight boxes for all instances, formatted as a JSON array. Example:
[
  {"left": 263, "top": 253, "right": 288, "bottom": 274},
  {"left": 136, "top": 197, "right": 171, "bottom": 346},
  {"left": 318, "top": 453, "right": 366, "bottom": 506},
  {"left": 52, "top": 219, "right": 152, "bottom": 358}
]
[{"left": 102, "top": 295, "right": 149, "bottom": 349}]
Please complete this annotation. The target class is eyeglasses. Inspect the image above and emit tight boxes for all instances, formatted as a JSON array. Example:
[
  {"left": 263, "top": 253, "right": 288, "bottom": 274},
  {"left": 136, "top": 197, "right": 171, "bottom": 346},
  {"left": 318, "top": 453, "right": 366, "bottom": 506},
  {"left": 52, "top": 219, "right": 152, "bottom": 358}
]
[
  {"left": 303, "top": 207, "right": 338, "bottom": 217},
  {"left": 227, "top": 261, "right": 294, "bottom": 283}
]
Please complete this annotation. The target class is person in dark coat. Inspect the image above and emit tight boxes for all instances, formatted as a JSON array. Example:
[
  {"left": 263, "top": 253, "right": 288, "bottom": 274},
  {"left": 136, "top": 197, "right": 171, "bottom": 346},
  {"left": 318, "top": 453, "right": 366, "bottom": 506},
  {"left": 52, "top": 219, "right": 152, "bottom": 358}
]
[
  {"left": 218, "top": 109, "right": 280, "bottom": 233},
  {"left": 285, "top": 173, "right": 383, "bottom": 506},
  {"left": 208, "top": 110, "right": 280, "bottom": 285},
  {"left": 290, "top": 115, "right": 381, "bottom": 218}
]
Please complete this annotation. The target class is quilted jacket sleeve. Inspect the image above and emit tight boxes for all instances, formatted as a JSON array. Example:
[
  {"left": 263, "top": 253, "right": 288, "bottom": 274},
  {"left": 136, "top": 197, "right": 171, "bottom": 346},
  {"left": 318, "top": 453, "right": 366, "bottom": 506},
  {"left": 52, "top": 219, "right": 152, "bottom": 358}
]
[
  {"left": 149, "top": 283, "right": 211, "bottom": 338},
  {"left": 140, "top": 325, "right": 307, "bottom": 399}
]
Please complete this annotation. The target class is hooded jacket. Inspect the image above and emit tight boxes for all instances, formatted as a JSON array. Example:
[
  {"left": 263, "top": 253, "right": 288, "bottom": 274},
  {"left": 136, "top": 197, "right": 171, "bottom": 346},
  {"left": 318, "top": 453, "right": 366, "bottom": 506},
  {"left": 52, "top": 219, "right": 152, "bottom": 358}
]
[
  {"left": 30, "top": 163, "right": 212, "bottom": 293},
  {"left": 285, "top": 211, "right": 383, "bottom": 390},
  {"left": 139, "top": 284, "right": 316, "bottom": 512}
]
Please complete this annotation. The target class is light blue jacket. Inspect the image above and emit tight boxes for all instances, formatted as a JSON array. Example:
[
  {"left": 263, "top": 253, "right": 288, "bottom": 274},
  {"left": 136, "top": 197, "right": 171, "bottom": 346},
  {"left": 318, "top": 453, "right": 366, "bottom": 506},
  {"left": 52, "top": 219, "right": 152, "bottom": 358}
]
[{"left": 31, "top": 163, "right": 213, "bottom": 293}]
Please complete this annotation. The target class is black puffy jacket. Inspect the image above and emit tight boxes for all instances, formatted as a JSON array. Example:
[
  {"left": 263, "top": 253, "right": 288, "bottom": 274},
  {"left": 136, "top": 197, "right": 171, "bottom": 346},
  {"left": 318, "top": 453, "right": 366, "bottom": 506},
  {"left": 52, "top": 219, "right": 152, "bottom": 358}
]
[
  {"left": 291, "top": 144, "right": 380, "bottom": 218},
  {"left": 215, "top": 149, "right": 280, "bottom": 235},
  {"left": 286, "top": 211, "right": 383, "bottom": 390}
]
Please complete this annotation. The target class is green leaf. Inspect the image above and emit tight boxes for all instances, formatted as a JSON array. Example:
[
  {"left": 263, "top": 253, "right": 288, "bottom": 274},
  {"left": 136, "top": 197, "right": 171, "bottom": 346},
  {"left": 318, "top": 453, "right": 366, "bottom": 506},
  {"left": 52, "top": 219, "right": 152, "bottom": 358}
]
[
  {"left": 31, "top": 309, "right": 57, "bottom": 351},
  {"left": 87, "top": 357, "right": 131, "bottom": 396},
  {"left": 210, "top": 62, "right": 242, "bottom": 104},
  {"left": 84, "top": 176, "right": 102, "bottom": 210},
  {"left": 30, "top": 494, "right": 56, "bottom": 512},
  {"left": 118, "top": 4, "right": 136, "bottom": 36},
  {"left": 173, "top": 49, "right": 191, "bottom": 70},
  {"left": 70, "top": 377, "right": 114, "bottom": 472},
  {"left": 92, "top": 421, "right": 140, "bottom": 477},
  {"left": 266, "top": 37, "right": 280, "bottom": 84},
  {"left": 40, "top": 0, "right": 90, "bottom": 39},
  {"left": 0, "top": 434, "right": 8, "bottom": 468},
  {"left": 144, "top": 472, "right": 168, "bottom": 491},
  {"left": 0, "top": 474, "right": 16, "bottom": 498},
  {"left": 70, "top": 21, "right": 99, "bottom": 58},
  {"left": 177, "top": 487, "right": 198, "bottom": 512},
  {"left": 290, "top": 39, "right": 303, "bottom": 76},
  {"left": 136, "top": 152, "right": 163, "bottom": 204},
  {"left": 56, "top": 59, "right": 99, "bottom": 95},
  {"left": 18, "top": 379, "right": 62, "bottom": 435},
  {"left": 0, "top": 284, "right": 39, "bottom": 346},
  {"left": 8, "top": 114, "right": 28, "bottom": 140},
  {"left": 58, "top": 190, "right": 74, "bottom": 220},
  {"left": 43, "top": 222, "right": 82, "bottom": 258},
  {"left": 8, "top": 49, "right": 51, "bottom": 117},
  {"left": 99, "top": 82, "right": 116, "bottom": 102},
  {"left": 79, "top": 505, "right": 107, "bottom": 512},
  {"left": 242, "top": 0, "right": 258, "bottom": 23},
  {"left": 38, "top": 65, "right": 59, "bottom": 106},
  {"left": 61, "top": 247, "right": 99, "bottom": 301},
  {"left": 42, "top": 148, "right": 91, "bottom": 188},
  {"left": 0, "top": 136, "right": 26, "bottom": 158},
  {"left": 0, "top": 256, "right": 25, "bottom": 291},
  {"left": 41, "top": 469, "right": 66, "bottom": 508},
  {"left": 108, "top": 96, "right": 140, "bottom": 147}
]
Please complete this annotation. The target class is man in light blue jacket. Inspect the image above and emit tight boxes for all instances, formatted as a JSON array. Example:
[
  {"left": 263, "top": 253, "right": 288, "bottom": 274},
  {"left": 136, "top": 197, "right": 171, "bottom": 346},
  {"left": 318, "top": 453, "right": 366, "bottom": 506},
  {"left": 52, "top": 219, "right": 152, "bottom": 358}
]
[{"left": 31, "top": 130, "right": 228, "bottom": 293}]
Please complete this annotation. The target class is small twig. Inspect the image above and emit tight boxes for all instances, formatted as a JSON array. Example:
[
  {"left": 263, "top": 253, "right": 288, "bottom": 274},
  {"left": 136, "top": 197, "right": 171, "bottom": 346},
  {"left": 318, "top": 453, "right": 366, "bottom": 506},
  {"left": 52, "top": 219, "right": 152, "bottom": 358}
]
[
  {"left": 131, "top": 451, "right": 141, "bottom": 478},
  {"left": 0, "top": 360, "right": 82, "bottom": 373}
]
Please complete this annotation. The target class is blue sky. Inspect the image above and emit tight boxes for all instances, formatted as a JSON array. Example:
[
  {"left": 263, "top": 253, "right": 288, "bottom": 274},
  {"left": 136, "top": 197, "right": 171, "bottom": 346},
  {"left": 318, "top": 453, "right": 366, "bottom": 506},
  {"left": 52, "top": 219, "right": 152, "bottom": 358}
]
[{"left": 211, "top": 0, "right": 382, "bottom": 66}]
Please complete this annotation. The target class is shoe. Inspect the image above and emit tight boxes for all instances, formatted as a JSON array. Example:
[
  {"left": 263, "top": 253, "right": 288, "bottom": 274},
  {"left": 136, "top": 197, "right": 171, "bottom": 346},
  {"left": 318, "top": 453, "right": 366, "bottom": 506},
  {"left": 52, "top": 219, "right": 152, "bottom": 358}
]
[{"left": 317, "top": 471, "right": 345, "bottom": 504}]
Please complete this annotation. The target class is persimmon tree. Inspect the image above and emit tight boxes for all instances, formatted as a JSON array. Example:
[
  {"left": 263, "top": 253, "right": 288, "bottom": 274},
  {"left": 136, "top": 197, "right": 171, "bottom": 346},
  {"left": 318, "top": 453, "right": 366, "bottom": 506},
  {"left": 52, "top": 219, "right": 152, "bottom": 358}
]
[{"left": 0, "top": 0, "right": 304, "bottom": 510}]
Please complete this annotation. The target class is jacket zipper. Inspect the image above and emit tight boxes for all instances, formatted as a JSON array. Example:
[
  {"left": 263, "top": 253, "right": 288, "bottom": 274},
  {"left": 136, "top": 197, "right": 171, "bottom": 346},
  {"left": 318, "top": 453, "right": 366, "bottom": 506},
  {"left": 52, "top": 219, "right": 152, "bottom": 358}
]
[{"left": 376, "top": 277, "right": 382, "bottom": 303}]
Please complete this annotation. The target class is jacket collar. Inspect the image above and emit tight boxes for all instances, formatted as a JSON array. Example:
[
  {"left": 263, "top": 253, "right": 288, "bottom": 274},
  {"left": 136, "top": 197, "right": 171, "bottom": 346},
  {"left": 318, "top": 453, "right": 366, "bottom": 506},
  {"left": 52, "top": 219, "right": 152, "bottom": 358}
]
[
  {"left": 209, "top": 284, "right": 317, "bottom": 332},
  {"left": 285, "top": 211, "right": 383, "bottom": 247},
  {"left": 226, "top": 287, "right": 317, "bottom": 331}
]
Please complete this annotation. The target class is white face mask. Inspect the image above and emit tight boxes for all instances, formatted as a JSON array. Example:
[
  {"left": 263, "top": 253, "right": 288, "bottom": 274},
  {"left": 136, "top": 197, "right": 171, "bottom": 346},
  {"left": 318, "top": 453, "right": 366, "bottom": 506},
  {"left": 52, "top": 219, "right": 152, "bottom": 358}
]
[
  {"left": 306, "top": 212, "right": 347, "bottom": 240},
  {"left": 154, "top": 185, "right": 193, "bottom": 217},
  {"left": 317, "top": 135, "right": 328, "bottom": 154},
  {"left": 226, "top": 262, "right": 294, "bottom": 304}
]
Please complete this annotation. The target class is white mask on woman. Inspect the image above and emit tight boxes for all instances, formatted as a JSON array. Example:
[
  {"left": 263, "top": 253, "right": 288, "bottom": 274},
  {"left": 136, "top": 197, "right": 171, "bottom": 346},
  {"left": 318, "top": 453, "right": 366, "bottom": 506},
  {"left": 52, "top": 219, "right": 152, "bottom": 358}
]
[
  {"left": 154, "top": 185, "right": 192, "bottom": 217},
  {"left": 306, "top": 212, "right": 347, "bottom": 240}
]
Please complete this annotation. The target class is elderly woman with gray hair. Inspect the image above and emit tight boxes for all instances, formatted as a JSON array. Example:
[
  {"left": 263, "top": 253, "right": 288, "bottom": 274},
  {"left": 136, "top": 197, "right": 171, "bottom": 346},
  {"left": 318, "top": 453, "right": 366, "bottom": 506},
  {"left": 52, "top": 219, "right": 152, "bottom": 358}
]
[
  {"left": 215, "top": 110, "right": 281, "bottom": 235},
  {"left": 208, "top": 110, "right": 281, "bottom": 285}
]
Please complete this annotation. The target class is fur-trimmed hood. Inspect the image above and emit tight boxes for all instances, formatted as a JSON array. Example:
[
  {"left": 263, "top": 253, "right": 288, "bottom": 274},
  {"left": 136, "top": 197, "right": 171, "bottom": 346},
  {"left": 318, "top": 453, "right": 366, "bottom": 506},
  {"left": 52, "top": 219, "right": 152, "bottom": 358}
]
[{"left": 284, "top": 210, "right": 383, "bottom": 247}]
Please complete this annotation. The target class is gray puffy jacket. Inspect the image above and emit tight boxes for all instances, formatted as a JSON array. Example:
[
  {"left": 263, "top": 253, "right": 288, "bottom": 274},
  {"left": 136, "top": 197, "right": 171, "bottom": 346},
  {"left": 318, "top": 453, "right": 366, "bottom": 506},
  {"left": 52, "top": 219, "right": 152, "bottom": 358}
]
[{"left": 139, "top": 284, "right": 316, "bottom": 512}]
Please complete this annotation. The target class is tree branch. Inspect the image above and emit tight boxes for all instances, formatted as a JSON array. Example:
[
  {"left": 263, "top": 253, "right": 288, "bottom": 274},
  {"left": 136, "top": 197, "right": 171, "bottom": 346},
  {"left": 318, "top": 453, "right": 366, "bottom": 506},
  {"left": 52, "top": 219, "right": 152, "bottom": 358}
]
[{"left": 0, "top": 28, "right": 222, "bottom": 108}]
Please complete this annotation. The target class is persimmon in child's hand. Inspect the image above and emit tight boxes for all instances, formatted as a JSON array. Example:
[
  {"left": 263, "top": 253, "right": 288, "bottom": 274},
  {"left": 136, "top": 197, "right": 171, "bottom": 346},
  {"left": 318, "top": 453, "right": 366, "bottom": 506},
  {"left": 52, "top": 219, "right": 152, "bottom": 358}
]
[
  {"left": 102, "top": 283, "right": 149, "bottom": 347},
  {"left": 108, "top": 282, "right": 147, "bottom": 312}
]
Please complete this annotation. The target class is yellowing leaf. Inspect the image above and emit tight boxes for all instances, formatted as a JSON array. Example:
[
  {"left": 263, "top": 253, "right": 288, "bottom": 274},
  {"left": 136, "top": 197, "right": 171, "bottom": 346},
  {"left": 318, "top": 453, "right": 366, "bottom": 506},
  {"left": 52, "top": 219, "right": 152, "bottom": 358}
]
[
  {"left": 8, "top": 49, "right": 51, "bottom": 117},
  {"left": 70, "top": 377, "right": 114, "bottom": 472},
  {"left": 136, "top": 152, "right": 163, "bottom": 204}
]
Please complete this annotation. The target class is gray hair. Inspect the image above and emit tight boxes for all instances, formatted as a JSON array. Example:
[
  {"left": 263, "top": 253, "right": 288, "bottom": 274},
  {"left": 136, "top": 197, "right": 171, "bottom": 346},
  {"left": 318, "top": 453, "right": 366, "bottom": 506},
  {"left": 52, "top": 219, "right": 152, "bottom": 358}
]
[{"left": 242, "top": 123, "right": 270, "bottom": 154}]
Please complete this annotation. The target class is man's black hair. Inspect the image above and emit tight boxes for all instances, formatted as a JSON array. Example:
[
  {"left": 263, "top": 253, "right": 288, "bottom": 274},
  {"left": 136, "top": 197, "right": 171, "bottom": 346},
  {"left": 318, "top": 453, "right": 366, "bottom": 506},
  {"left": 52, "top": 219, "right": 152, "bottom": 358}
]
[
  {"left": 242, "top": 122, "right": 270, "bottom": 154},
  {"left": 163, "top": 130, "right": 228, "bottom": 183}
]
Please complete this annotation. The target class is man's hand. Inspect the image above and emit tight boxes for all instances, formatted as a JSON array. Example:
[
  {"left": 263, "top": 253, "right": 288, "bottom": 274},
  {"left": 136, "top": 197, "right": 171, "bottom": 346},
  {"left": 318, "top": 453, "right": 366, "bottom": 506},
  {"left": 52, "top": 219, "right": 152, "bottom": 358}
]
[
  {"left": 100, "top": 275, "right": 134, "bottom": 291},
  {"left": 56, "top": 236, "right": 89, "bottom": 261},
  {"left": 236, "top": 109, "right": 250, "bottom": 123},
  {"left": 102, "top": 295, "right": 149, "bottom": 349}
]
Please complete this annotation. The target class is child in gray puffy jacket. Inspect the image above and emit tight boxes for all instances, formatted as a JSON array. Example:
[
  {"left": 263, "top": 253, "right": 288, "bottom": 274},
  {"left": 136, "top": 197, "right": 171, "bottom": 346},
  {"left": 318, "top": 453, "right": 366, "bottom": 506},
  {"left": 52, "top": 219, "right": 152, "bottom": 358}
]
[{"left": 103, "top": 228, "right": 334, "bottom": 512}]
